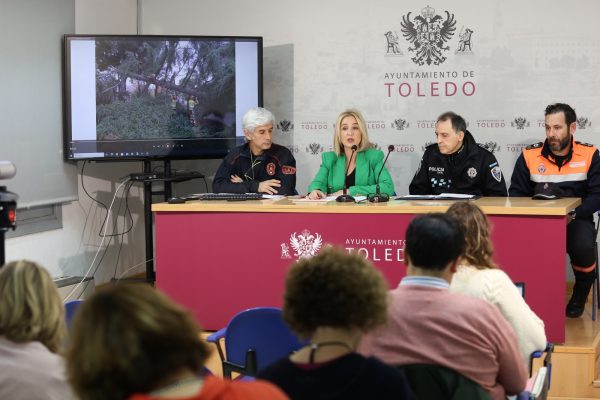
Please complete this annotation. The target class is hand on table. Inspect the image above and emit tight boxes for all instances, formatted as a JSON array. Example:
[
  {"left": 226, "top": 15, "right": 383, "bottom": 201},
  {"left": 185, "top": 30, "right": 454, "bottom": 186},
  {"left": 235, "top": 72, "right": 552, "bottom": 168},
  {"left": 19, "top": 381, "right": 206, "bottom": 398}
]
[{"left": 258, "top": 179, "right": 281, "bottom": 194}]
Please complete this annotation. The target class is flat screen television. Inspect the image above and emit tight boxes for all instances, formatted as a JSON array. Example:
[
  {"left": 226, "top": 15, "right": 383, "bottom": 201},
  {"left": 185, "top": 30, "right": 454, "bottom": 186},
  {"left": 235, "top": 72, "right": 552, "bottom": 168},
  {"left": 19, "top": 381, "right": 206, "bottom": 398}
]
[{"left": 63, "top": 35, "right": 262, "bottom": 160}]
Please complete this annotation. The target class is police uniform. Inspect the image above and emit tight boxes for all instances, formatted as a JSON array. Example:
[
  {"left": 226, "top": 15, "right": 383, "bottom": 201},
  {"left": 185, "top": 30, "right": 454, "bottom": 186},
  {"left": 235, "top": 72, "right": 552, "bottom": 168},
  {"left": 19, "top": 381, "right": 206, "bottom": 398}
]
[
  {"left": 509, "top": 138, "right": 600, "bottom": 317},
  {"left": 409, "top": 130, "right": 507, "bottom": 196},
  {"left": 212, "top": 143, "right": 296, "bottom": 195}
]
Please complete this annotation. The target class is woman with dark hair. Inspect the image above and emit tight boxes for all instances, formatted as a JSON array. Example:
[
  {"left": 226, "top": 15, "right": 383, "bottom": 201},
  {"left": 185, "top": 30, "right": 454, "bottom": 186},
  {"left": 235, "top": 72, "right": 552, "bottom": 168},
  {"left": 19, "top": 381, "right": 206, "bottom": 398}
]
[
  {"left": 0, "top": 260, "right": 75, "bottom": 400},
  {"left": 258, "top": 247, "right": 414, "bottom": 400},
  {"left": 447, "top": 201, "right": 546, "bottom": 366},
  {"left": 66, "top": 284, "right": 287, "bottom": 400}
]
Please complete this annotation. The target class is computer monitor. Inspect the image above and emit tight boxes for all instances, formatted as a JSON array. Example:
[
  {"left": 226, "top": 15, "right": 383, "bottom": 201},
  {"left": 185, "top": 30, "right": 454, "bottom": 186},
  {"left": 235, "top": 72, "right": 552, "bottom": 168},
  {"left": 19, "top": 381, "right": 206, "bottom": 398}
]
[{"left": 64, "top": 35, "right": 263, "bottom": 160}]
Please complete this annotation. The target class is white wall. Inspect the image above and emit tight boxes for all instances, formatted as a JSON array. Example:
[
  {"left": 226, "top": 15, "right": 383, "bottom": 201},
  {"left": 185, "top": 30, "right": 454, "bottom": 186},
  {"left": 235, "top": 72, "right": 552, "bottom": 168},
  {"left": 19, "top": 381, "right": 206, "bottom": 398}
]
[
  {"left": 6, "top": 0, "right": 146, "bottom": 283},
  {"left": 138, "top": 0, "right": 600, "bottom": 194}
]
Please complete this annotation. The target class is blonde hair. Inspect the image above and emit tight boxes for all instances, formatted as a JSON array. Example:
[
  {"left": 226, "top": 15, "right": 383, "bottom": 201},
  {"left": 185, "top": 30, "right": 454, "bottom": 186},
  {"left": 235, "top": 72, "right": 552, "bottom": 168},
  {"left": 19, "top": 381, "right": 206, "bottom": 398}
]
[
  {"left": 446, "top": 202, "right": 498, "bottom": 269},
  {"left": 333, "top": 109, "right": 372, "bottom": 155},
  {"left": 0, "top": 260, "right": 66, "bottom": 353}
]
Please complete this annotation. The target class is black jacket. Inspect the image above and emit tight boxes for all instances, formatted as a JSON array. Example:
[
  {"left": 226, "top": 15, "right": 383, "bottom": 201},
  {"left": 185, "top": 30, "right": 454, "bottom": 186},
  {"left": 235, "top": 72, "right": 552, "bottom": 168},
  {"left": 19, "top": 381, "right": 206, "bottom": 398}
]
[
  {"left": 212, "top": 143, "right": 296, "bottom": 195},
  {"left": 409, "top": 131, "right": 507, "bottom": 196}
]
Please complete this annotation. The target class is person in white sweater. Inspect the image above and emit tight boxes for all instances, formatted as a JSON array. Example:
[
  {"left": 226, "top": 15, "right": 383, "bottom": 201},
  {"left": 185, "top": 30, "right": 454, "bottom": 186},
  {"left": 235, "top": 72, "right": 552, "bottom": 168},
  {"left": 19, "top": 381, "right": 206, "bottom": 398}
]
[{"left": 447, "top": 202, "right": 547, "bottom": 367}]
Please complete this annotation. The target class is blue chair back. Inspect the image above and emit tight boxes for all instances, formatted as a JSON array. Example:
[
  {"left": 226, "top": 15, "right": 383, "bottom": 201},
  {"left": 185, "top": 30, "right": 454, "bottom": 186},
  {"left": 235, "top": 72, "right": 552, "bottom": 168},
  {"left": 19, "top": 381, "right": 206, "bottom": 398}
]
[
  {"left": 64, "top": 299, "right": 84, "bottom": 331},
  {"left": 224, "top": 307, "right": 305, "bottom": 373}
]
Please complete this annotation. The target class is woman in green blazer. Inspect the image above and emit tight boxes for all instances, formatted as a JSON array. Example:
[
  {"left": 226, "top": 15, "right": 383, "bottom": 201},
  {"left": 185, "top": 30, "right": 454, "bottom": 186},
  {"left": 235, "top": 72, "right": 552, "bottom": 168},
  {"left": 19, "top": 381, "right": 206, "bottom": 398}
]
[{"left": 307, "top": 109, "right": 395, "bottom": 199}]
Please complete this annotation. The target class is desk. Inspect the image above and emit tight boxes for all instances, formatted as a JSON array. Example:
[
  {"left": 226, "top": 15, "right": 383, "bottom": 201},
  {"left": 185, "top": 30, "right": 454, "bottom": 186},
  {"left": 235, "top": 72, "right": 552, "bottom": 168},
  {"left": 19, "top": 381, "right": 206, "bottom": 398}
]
[{"left": 152, "top": 197, "right": 580, "bottom": 343}]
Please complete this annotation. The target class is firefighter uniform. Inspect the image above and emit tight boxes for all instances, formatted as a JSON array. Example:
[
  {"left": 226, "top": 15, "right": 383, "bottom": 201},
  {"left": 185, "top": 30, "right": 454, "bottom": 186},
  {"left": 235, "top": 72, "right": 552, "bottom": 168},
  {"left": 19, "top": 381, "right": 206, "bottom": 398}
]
[
  {"left": 509, "top": 138, "right": 600, "bottom": 317},
  {"left": 409, "top": 130, "right": 508, "bottom": 196},
  {"left": 213, "top": 143, "right": 296, "bottom": 195}
]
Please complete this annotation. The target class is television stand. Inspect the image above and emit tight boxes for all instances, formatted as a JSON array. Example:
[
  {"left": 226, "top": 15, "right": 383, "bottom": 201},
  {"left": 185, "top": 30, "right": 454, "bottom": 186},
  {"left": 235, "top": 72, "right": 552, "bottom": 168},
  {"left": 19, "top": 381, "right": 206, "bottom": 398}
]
[{"left": 134, "top": 160, "right": 205, "bottom": 283}]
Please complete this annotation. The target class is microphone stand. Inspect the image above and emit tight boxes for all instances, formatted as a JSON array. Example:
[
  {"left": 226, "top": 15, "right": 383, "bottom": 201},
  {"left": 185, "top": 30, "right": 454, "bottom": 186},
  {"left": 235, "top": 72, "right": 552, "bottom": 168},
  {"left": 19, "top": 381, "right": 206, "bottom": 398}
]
[
  {"left": 336, "top": 145, "right": 358, "bottom": 203},
  {"left": 369, "top": 145, "right": 394, "bottom": 203}
]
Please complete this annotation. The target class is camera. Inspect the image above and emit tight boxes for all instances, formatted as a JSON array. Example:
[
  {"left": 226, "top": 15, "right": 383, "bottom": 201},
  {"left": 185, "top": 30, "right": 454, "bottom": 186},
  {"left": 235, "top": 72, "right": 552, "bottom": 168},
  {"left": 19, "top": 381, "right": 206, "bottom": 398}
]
[{"left": 0, "top": 161, "right": 17, "bottom": 231}]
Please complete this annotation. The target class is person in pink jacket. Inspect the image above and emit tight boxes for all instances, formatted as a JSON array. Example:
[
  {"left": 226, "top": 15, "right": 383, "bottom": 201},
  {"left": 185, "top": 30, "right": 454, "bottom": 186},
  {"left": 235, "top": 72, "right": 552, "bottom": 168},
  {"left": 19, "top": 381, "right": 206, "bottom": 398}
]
[{"left": 359, "top": 213, "right": 527, "bottom": 400}]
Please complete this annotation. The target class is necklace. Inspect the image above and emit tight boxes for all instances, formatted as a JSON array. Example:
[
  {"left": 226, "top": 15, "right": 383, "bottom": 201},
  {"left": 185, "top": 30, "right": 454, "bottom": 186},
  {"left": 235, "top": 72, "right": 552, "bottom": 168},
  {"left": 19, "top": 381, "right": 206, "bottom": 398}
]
[
  {"left": 245, "top": 152, "right": 262, "bottom": 181},
  {"left": 308, "top": 341, "right": 354, "bottom": 363}
]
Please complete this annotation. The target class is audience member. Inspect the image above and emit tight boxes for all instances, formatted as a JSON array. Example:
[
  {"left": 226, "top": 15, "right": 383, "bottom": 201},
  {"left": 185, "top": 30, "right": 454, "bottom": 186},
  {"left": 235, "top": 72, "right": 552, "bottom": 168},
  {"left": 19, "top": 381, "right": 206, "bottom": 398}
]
[
  {"left": 0, "top": 260, "right": 75, "bottom": 400},
  {"left": 359, "top": 214, "right": 527, "bottom": 400},
  {"left": 66, "top": 284, "right": 288, "bottom": 400},
  {"left": 447, "top": 202, "right": 546, "bottom": 366},
  {"left": 258, "top": 247, "right": 415, "bottom": 400}
]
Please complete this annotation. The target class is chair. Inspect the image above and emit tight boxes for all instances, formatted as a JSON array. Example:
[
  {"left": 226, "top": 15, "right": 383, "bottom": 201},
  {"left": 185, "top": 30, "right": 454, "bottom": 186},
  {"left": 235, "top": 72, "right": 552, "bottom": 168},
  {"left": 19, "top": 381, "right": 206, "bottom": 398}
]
[
  {"left": 520, "top": 343, "right": 553, "bottom": 400},
  {"left": 401, "top": 364, "right": 491, "bottom": 400},
  {"left": 592, "top": 213, "right": 600, "bottom": 321},
  {"left": 206, "top": 307, "right": 306, "bottom": 379},
  {"left": 529, "top": 343, "right": 553, "bottom": 382},
  {"left": 64, "top": 299, "right": 84, "bottom": 332}
]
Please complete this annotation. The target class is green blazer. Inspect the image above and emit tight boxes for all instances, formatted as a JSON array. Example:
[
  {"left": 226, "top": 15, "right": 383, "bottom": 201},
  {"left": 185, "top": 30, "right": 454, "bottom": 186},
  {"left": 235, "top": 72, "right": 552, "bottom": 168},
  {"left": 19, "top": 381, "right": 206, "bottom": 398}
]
[{"left": 307, "top": 148, "right": 395, "bottom": 196}]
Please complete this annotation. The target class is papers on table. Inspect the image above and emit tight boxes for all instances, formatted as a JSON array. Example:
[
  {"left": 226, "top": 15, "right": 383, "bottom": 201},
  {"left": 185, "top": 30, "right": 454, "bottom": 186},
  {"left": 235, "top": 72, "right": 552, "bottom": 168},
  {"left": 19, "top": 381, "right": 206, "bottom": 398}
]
[
  {"left": 292, "top": 195, "right": 367, "bottom": 203},
  {"left": 395, "top": 193, "right": 480, "bottom": 200}
]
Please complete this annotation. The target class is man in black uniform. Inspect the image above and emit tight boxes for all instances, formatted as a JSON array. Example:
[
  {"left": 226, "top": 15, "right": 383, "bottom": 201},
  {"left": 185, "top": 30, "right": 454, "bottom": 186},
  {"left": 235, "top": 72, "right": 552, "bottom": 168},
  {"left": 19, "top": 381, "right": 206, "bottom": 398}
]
[
  {"left": 213, "top": 107, "right": 296, "bottom": 195},
  {"left": 409, "top": 112, "right": 507, "bottom": 196},
  {"left": 510, "top": 103, "right": 600, "bottom": 318}
]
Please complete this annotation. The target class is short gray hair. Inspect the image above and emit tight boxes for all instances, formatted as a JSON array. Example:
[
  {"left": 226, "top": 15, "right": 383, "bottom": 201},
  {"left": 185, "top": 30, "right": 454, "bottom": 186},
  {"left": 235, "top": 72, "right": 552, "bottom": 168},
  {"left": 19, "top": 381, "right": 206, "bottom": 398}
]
[{"left": 242, "top": 107, "right": 275, "bottom": 133}]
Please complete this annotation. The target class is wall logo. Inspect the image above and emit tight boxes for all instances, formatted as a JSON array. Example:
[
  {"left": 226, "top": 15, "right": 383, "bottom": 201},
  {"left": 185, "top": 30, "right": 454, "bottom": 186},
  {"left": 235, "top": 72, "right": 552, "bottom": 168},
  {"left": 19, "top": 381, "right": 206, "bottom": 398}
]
[
  {"left": 476, "top": 119, "right": 506, "bottom": 129},
  {"left": 400, "top": 5, "right": 457, "bottom": 66},
  {"left": 577, "top": 117, "right": 591, "bottom": 129},
  {"left": 281, "top": 229, "right": 323, "bottom": 260},
  {"left": 391, "top": 118, "right": 410, "bottom": 130},
  {"left": 416, "top": 120, "right": 436, "bottom": 129},
  {"left": 300, "top": 121, "right": 329, "bottom": 131},
  {"left": 478, "top": 141, "right": 500, "bottom": 154},
  {"left": 455, "top": 27, "right": 473, "bottom": 54},
  {"left": 511, "top": 117, "right": 530, "bottom": 130},
  {"left": 506, "top": 143, "right": 528, "bottom": 153},
  {"left": 367, "top": 120, "right": 387, "bottom": 130},
  {"left": 393, "top": 144, "right": 416, "bottom": 153},
  {"left": 277, "top": 119, "right": 294, "bottom": 132},
  {"left": 422, "top": 141, "right": 435, "bottom": 151},
  {"left": 286, "top": 144, "right": 300, "bottom": 154},
  {"left": 306, "top": 143, "right": 324, "bottom": 155},
  {"left": 384, "top": 31, "right": 403, "bottom": 55}
]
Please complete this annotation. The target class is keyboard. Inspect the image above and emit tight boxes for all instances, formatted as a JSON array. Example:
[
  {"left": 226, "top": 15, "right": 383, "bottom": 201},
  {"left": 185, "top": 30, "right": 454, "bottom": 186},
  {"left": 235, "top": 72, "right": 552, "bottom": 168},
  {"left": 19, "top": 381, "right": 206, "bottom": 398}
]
[{"left": 197, "top": 193, "right": 265, "bottom": 201}]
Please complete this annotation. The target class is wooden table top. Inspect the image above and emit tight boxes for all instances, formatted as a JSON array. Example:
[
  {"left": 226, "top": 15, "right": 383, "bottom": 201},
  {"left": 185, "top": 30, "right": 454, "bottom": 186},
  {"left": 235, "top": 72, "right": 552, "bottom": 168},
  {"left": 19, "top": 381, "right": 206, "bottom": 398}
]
[{"left": 152, "top": 196, "right": 581, "bottom": 216}]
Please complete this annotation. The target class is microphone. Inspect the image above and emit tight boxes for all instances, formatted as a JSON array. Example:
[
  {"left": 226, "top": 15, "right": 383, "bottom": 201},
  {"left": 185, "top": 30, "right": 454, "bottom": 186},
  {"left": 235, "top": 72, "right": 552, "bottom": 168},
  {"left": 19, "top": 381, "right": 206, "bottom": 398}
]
[
  {"left": 336, "top": 145, "right": 358, "bottom": 203},
  {"left": 369, "top": 145, "right": 394, "bottom": 203}
]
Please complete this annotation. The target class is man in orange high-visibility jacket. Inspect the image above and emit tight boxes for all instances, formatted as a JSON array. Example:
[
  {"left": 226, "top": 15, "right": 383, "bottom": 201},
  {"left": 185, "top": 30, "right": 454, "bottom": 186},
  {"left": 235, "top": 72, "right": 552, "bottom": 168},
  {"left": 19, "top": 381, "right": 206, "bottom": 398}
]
[{"left": 509, "top": 103, "right": 600, "bottom": 318}]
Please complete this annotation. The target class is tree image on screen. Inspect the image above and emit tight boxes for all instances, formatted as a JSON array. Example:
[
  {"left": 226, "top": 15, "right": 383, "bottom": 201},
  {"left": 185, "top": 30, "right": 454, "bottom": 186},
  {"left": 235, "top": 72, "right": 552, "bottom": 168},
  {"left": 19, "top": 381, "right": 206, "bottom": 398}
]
[{"left": 95, "top": 39, "right": 235, "bottom": 141}]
